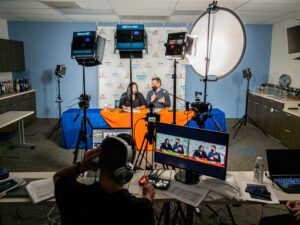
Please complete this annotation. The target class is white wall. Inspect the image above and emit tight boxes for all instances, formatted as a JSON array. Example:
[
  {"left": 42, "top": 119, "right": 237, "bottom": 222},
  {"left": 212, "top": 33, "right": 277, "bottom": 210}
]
[
  {"left": 0, "top": 19, "right": 12, "bottom": 81},
  {"left": 269, "top": 19, "right": 300, "bottom": 88}
]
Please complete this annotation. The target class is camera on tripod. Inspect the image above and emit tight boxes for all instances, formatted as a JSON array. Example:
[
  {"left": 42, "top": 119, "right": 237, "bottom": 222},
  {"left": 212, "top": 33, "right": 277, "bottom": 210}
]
[
  {"left": 145, "top": 103, "right": 160, "bottom": 144},
  {"left": 190, "top": 91, "right": 212, "bottom": 115},
  {"left": 78, "top": 94, "right": 91, "bottom": 109}
]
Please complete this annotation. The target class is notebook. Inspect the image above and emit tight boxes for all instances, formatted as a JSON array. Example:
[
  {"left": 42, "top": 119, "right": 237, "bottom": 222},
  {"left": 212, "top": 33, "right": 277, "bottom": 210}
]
[{"left": 266, "top": 149, "right": 300, "bottom": 193}]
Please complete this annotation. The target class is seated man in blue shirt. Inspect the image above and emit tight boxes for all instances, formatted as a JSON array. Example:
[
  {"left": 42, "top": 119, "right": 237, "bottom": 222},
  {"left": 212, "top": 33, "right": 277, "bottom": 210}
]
[
  {"left": 146, "top": 77, "right": 171, "bottom": 108},
  {"left": 172, "top": 138, "right": 184, "bottom": 155},
  {"left": 207, "top": 145, "right": 221, "bottom": 163}
]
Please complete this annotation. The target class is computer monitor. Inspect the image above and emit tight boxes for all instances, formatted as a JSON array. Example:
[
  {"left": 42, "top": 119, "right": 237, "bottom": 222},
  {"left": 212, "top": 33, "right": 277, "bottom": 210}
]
[
  {"left": 154, "top": 123, "right": 229, "bottom": 182},
  {"left": 92, "top": 128, "right": 132, "bottom": 148}
]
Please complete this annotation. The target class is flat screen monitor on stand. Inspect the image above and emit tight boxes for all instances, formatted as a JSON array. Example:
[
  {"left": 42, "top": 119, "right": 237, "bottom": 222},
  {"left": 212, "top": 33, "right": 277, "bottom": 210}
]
[{"left": 154, "top": 123, "right": 229, "bottom": 184}]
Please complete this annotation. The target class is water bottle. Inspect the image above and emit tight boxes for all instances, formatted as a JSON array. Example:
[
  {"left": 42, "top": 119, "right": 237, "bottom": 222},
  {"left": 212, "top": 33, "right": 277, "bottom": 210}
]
[{"left": 254, "top": 157, "right": 264, "bottom": 183}]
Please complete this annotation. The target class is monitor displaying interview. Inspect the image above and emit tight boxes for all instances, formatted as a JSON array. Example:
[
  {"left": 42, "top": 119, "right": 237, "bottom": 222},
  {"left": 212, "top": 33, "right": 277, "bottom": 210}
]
[{"left": 154, "top": 123, "right": 229, "bottom": 180}]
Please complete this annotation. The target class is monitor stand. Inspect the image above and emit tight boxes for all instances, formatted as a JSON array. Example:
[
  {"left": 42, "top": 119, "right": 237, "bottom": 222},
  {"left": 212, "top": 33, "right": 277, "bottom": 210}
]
[{"left": 175, "top": 170, "right": 200, "bottom": 185}]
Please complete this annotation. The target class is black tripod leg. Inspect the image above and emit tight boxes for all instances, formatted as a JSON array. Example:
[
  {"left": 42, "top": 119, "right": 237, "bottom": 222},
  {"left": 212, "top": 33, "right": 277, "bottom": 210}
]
[
  {"left": 47, "top": 118, "right": 61, "bottom": 139},
  {"left": 226, "top": 204, "right": 237, "bottom": 225},
  {"left": 233, "top": 116, "right": 245, "bottom": 139},
  {"left": 73, "top": 119, "right": 84, "bottom": 164},
  {"left": 138, "top": 138, "right": 150, "bottom": 170},
  {"left": 232, "top": 116, "right": 244, "bottom": 129},
  {"left": 134, "top": 135, "right": 147, "bottom": 170}
]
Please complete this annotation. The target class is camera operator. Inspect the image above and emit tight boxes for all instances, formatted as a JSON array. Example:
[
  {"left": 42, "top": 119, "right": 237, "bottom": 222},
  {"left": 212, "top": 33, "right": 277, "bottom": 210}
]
[{"left": 54, "top": 134, "right": 155, "bottom": 225}]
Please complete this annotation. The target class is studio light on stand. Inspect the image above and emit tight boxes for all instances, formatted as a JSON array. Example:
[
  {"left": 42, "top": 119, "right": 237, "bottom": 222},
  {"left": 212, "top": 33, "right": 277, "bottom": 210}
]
[
  {"left": 48, "top": 64, "right": 66, "bottom": 140},
  {"left": 185, "top": 1, "right": 246, "bottom": 130},
  {"left": 164, "top": 32, "right": 197, "bottom": 124},
  {"left": 175, "top": 1, "right": 246, "bottom": 184},
  {"left": 71, "top": 31, "right": 106, "bottom": 164},
  {"left": 232, "top": 68, "right": 268, "bottom": 138},
  {"left": 114, "top": 24, "right": 147, "bottom": 131}
]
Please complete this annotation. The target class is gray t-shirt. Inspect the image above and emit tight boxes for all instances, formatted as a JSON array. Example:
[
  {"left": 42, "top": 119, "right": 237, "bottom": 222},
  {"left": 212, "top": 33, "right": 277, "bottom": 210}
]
[{"left": 146, "top": 88, "right": 171, "bottom": 108}]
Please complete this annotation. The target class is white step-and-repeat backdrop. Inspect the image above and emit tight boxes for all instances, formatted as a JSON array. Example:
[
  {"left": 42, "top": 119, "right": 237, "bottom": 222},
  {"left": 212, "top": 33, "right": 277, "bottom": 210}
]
[{"left": 97, "top": 26, "right": 187, "bottom": 109}]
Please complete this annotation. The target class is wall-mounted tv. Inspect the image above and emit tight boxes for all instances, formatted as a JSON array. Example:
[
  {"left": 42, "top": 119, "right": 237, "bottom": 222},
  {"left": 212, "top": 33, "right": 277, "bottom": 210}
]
[
  {"left": 287, "top": 25, "right": 300, "bottom": 54},
  {"left": 0, "top": 38, "right": 25, "bottom": 72}
]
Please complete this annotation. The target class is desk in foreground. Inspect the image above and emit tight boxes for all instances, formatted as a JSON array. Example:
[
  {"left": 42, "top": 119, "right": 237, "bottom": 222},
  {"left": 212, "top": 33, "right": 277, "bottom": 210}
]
[{"left": 1, "top": 171, "right": 299, "bottom": 205}]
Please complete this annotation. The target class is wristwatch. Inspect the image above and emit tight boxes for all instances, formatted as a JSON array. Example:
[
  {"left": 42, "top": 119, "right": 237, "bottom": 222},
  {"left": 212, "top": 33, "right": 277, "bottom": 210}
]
[{"left": 74, "top": 162, "right": 83, "bottom": 174}]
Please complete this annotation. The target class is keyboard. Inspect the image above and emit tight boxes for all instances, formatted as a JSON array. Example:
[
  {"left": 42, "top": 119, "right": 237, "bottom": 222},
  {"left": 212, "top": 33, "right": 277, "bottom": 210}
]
[{"left": 273, "top": 177, "right": 300, "bottom": 193}]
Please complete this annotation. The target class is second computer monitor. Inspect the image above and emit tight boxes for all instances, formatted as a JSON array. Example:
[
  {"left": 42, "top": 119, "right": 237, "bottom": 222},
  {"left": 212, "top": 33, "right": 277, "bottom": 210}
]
[{"left": 155, "top": 123, "right": 229, "bottom": 180}]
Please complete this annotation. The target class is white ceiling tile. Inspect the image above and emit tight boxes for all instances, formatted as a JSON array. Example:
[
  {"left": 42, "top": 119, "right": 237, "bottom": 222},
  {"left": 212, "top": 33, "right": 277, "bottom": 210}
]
[
  {"left": 168, "top": 15, "right": 199, "bottom": 23},
  {"left": 281, "top": 10, "right": 300, "bottom": 19},
  {"left": 0, "top": 1, "right": 50, "bottom": 9},
  {"left": 240, "top": 17, "right": 270, "bottom": 24},
  {"left": 237, "top": 3, "right": 300, "bottom": 12},
  {"left": 17, "top": 13, "right": 69, "bottom": 20},
  {"left": 114, "top": 9, "right": 173, "bottom": 16},
  {"left": 250, "top": 0, "right": 300, "bottom": 4},
  {"left": 76, "top": 1, "right": 112, "bottom": 10},
  {"left": 110, "top": 0, "right": 177, "bottom": 10},
  {"left": 175, "top": 0, "right": 248, "bottom": 10},
  {"left": 0, "top": 8, "right": 62, "bottom": 15},
  {"left": 237, "top": 10, "right": 285, "bottom": 18},
  {"left": 67, "top": 14, "right": 119, "bottom": 22}
]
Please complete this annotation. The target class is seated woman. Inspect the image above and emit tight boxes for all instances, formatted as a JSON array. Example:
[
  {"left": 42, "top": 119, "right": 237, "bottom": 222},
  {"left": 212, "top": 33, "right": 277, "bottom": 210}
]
[
  {"left": 119, "top": 82, "right": 146, "bottom": 110},
  {"left": 193, "top": 145, "right": 208, "bottom": 159},
  {"left": 160, "top": 138, "right": 173, "bottom": 152}
]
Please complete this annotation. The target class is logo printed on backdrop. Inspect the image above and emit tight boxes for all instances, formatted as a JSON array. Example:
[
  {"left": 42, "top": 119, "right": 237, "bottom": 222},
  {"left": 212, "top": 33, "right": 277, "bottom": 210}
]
[
  {"left": 98, "top": 26, "right": 187, "bottom": 109},
  {"left": 117, "top": 62, "right": 125, "bottom": 68},
  {"left": 145, "top": 63, "right": 152, "bottom": 69},
  {"left": 136, "top": 74, "right": 147, "bottom": 81},
  {"left": 112, "top": 73, "right": 120, "bottom": 78},
  {"left": 105, "top": 83, "right": 113, "bottom": 88},
  {"left": 152, "top": 52, "right": 159, "bottom": 58},
  {"left": 117, "top": 83, "right": 125, "bottom": 90},
  {"left": 99, "top": 94, "right": 107, "bottom": 100},
  {"left": 100, "top": 73, "right": 106, "bottom": 78}
]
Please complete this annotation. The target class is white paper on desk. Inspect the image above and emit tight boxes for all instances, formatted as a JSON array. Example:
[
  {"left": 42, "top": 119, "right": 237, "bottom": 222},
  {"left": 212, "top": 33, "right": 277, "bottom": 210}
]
[
  {"left": 26, "top": 178, "right": 54, "bottom": 204},
  {"left": 241, "top": 181, "right": 279, "bottom": 204},
  {"left": 164, "top": 181, "right": 209, "bottom": 207}
]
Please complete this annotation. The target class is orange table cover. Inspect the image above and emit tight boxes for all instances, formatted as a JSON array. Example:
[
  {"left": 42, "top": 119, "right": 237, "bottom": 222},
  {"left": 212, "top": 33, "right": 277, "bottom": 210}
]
[{"left": 100, "top": 108, "right": 194, "bottom": 150}]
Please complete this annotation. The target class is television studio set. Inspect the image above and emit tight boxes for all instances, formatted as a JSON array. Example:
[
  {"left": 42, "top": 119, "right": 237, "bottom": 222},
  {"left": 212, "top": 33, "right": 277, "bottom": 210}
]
[{"left": 0, "top": 0, "right": 300, "bottom": 224}]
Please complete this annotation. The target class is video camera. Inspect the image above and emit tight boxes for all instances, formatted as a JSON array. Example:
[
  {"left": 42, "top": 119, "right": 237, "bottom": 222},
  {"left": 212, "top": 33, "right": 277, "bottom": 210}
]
[
  {"left": 78, "top": 94, "right": 91, "bottom": 109},
  {"left": 190, "top": 91, "right": 212, "bottom": 115},
  {"left": 145, "top": 103, "right": 160, "bottom": 144}
]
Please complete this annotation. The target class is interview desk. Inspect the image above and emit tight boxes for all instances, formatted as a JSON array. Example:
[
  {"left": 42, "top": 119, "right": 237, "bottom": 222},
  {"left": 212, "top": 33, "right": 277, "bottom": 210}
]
[{"left": 61, "top": 108, "right": 226, "bottom": 149}]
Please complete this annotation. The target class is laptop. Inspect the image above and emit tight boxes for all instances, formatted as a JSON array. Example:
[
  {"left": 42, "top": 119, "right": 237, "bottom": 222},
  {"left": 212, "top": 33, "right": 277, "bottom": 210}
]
[
  {"left": 266, "top": 149, "right": 300, "bottom": 193},
  {"left": 92, "top": 128, "right": 132, "bottom": 149}
]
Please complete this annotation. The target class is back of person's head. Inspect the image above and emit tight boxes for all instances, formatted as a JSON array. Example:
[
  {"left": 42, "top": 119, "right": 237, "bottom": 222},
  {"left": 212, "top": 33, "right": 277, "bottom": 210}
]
[{"left": 99, "top": 134, "right": 135, "bottom": 184}]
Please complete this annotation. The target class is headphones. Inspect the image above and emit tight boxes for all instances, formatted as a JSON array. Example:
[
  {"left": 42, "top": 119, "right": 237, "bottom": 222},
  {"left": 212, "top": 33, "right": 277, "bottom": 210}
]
[{"left": 99, "top": 136, "right": 133, "bottom": 185}]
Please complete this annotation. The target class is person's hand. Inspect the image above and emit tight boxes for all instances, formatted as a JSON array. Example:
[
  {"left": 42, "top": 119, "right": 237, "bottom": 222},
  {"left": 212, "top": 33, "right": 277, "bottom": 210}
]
[
  {"left": 286, "top": 200, "right": 300, "bottom": 212},
  {"left": 292, "top": 207, "right": 300, "bottom": 222},
  {"left": 142, "top": 183, "right": 155, "bottom": 202},
  {"left": 80, "top": 148, "right": 101, "bottom": 172},
  {"left": 158, "top": 96, "right": 165, "bottom": 104},
  {"left": 151, "top": 93, "right": 156, "bottom": 102}
]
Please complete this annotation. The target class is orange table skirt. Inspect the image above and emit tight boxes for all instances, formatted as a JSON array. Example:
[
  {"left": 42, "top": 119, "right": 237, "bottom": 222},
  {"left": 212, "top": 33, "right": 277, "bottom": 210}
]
[{"left": 100, "top": 108, "right": 194, "bottom": 150}]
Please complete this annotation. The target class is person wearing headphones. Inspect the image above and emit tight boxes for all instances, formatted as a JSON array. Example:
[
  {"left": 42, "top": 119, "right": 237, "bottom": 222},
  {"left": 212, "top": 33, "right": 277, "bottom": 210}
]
[{"left": 54, "top": 134, "right": 155, "bottom": 225}]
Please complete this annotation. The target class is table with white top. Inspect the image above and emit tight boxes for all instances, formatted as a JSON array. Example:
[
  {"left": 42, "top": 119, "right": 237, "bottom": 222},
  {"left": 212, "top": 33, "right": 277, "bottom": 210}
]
[{"left": 0, "top": 111, "right": 35, "bottom": 149}]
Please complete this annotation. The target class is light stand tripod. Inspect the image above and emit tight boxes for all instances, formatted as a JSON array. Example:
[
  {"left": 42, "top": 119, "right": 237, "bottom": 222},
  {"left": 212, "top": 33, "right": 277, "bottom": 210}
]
[
  {"left": 73, "top": 62, "right": 94, "bottom": 164},
  {"left": 48, "top": 65, "right": 65, "bottom": 140},
  {"left": 172, "top": 59, "right": 178, "bottom": 124},
  {"left": 232, "top": 71, "right": 267, "bottom": 139}
]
